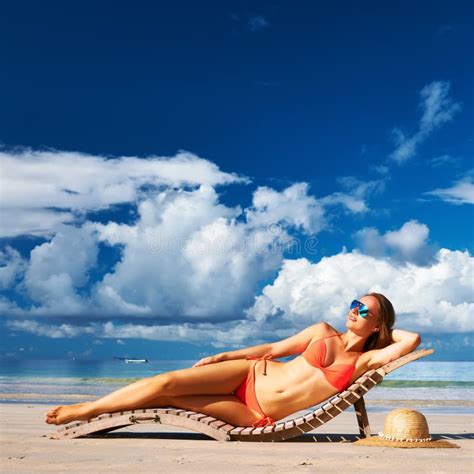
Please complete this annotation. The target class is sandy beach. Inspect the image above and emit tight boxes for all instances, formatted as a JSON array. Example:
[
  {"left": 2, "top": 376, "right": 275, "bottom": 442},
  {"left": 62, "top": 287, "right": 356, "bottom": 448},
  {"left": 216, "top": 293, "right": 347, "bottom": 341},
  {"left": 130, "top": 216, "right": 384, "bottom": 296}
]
[{"left": 1, "top": 404, "right": 472, "bottom": 473}]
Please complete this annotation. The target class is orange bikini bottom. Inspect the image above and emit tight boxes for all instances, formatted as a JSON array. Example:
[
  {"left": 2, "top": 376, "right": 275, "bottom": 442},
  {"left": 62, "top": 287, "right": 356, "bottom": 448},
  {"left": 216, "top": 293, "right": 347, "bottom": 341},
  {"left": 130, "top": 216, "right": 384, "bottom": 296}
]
[{"left": 234, "top": 355, "right": 275, "bottom": 428}]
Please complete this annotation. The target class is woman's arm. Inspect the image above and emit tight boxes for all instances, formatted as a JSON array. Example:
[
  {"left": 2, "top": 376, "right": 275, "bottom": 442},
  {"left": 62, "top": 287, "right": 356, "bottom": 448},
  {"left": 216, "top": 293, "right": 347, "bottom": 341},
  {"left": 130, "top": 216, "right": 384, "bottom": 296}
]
[
  {"left": 367, "top": 329, "right": 421, "bottom": 369},
  {"left": 192, "top": 322, "right": 330, "bottom": 367}
]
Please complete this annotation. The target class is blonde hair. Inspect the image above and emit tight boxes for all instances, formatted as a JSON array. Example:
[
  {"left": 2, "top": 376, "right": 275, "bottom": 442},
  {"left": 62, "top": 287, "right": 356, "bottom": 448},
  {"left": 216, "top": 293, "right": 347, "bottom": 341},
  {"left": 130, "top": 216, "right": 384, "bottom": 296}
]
[{"left": 362, "top": 292, "right": 396, "bottom": 351}]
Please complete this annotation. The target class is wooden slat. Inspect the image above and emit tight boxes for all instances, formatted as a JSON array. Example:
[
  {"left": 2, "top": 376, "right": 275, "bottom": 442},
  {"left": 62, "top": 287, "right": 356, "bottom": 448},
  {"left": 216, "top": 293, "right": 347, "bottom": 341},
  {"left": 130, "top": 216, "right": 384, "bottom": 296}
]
[
  {"left": 199, "top": 416, "right": 218, "bottom": 425},
  {"left": 273, "top": 422, "right": 287, "bottom": 432},
  {"left": 305, "top": 417, "right": 323, "bottom": 430},
  {"left": 218, "top": 423, "right": 236, "bottom": 434},
  {"left": 294, "top": 416, "right": 306, "bottom": 426},
  {"left": 314, "top": 411, "right": 332, "bottom": 424},
  {"left": 189, "top": 413, "right": 207, "bottom": 421},
  {"left": 340, "top": 391, "right": 360, "bottom": 405},
  {"left": 284, "top": 420, "right": 295, "bottom": 430},
  {"left": 158, "top": 413, "right": 230, "bottom": 442},
  {"left": 209, "top": 420, "right": 227, "bottom": 429},
  {"left": 302, "top": 412, "right": 316, "bottom": 423},
  {"left": 164, "top": 408, "right": 186, "bottom": 415},
  {"left": 327, "top": 404, "right": 344, "bottom": 416},
  {"left": 238, "top": 427, "right": 255, "bottom": 436},
  {"left": 321, "top": 402, "right": 335, "bottom": 412},
  {"left": 336, "top": 396, "right": 355, "bottom": 409},
  {"left": 382, "top": 348, "right": 433, "bottom": 374},
  {"left": 262, "top": 424, "right": 276, "bottom": 434},
  {"left": 228, "top": 426, "right": 246, "bottom": 435}
]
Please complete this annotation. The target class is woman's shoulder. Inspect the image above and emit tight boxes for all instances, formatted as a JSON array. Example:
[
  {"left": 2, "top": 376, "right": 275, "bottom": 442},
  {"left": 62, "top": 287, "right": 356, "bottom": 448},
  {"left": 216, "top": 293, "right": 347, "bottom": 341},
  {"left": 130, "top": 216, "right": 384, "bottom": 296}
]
[{"left": 306, "top": 322, "right": 340, "bottom": 343}]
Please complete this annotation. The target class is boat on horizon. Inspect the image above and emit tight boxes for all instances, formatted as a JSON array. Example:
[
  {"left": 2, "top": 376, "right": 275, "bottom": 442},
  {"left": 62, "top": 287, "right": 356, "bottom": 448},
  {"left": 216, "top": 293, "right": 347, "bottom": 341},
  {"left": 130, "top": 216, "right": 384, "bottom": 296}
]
[{"left": 125, "top": 358, "right": 149, "bottom": 364}]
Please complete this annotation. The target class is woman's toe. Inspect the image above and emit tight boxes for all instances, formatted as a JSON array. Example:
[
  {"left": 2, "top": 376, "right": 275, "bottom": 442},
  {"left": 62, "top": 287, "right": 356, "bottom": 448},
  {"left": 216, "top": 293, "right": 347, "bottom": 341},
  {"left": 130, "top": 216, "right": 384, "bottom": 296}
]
[{"left": 44, "top": 407, "right": 60, "bottom": 424}]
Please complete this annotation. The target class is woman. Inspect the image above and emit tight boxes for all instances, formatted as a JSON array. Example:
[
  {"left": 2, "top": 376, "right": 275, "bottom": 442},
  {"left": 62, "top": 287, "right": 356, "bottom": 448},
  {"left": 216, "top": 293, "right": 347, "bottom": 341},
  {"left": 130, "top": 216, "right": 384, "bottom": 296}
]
[{"left": 45, "top": 293, "right": 421, "bottom": 427}]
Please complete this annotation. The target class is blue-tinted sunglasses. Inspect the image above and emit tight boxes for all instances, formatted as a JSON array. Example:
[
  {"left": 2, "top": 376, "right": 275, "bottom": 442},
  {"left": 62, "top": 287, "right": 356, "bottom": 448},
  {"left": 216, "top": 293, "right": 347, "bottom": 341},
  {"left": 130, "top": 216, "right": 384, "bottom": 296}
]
[{"left": 350, "top": 300, "right": 369, "bottom": 318}]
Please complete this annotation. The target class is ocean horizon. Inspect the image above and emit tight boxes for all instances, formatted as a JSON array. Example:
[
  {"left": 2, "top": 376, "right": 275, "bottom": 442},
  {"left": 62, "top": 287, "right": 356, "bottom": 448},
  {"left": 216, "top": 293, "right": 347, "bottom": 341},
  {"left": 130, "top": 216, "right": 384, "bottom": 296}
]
[{"left": 1, "top": 359, "right": 473, "bottom": 414}]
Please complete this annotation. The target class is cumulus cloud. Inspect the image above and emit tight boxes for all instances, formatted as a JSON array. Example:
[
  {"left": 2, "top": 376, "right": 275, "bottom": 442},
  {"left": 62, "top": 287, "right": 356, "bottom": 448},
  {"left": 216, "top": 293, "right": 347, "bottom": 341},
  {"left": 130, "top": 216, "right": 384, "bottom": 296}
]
[
  {"left": 23, "top": 224, "right": 98, "bottom": 314},
  {"left": 2, "top": 144, "right": 383, "bottom": 325},
  {"left": 9, "top": 246, "right": 473, "bottom": 344},
  {"left": 246, "top": 248, "right": 474, "bottom": 334},
  {"left": 0, "top": 247, "right": 26, "bottom": 290},
  {"left": 2, "top": 144, "right": 472, "bottom": 346},
  {"left": 424, "top": 175, "right": 474, "bottom": 205},
  {"left": 92, "top": 184, "right": 288, "bottom": 321},
  {"left": 0, "top": 148, "right": 249, "bottom": 237},
  {"left": 245, "top": 183, "right": 326, "bottom": 233},
  {"left": 353, "top": 220, "right": 435, "bottom": 265},
  {"left": 1, "top": 181, "right": 329, "bottom": 322},
  {"left": 390, "top": 81, "right": 461, "bottom": 163},
  {"left": 0, "top": 145, "right": 384, "bottom": 240}
]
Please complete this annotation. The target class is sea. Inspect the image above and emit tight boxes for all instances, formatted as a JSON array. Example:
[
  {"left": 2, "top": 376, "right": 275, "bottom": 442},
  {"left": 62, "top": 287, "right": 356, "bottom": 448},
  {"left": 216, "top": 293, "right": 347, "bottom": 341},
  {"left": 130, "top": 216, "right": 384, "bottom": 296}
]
[{"left": 1, "top": 359, "right": 473, "bottom": 414}]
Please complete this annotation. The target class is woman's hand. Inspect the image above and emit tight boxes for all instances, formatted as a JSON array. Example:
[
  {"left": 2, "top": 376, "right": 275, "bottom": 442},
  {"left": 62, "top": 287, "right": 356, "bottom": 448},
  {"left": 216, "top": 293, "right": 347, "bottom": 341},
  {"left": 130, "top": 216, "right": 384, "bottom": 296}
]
[{"left": 192, "top": 353, "right": 225, "bottom": 368}]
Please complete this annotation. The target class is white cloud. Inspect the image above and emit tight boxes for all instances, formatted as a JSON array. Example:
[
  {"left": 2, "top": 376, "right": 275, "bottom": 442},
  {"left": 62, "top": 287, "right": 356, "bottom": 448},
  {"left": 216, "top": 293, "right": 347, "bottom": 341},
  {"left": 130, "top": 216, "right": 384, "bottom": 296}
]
[
  {"left": 245, "top": 183, "right": 326, "bottom": 233},
  {"left": 1, "top": 181, "right": 328, "bottom": 322},
  {"left": 425, "top": 175, "right": 474, "bottom": 205},
  {"left": 8, "top": 320, "right": 96, "bottom": 338},
  {"left": 246, "top": 247, "right": 474, "bottom": 334},
  {"left": 0, "top": 246, "right": 26, "bottom": 289},
  {"left": 390, "top": 81, "right": 461, "bottom": 163},
  {"left": 354, "top": 220, "right": 434, "bottom": 265},
  {"left": 320, "top": 176, "right": 387, "bottom": 214},
  {"left": 0, "top": 148, "right": 249, "bottom": 237},
  {"left": 2, "top": 144, "right": 472, "bottom": 346},
  {"left": 428, "top": 154, "right": 460, "bottom": 168},
  {"left": 0, "top": 208, "right": 76, "bottom": 239},
  {"left": 6, "top": 319, "right": 264, "bottom": 348},
  {"left": 2, "top": 145, "right": 381, "bottom": 325},
  {"left": 93, "top": 184, "right": 316, "bottom": 321},
  {"left": 10, "top": 245, "right": 473, "bottom": 344},
  {"left": 22, "top": 224, "right": 98, "bottom": 314}
]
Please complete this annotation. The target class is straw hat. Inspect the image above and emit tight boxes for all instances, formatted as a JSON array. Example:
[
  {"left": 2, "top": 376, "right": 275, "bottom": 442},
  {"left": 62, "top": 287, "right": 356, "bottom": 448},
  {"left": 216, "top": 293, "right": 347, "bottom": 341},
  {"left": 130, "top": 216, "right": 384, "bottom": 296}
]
[{"left": 354, "top": 408, "right": 459, "bottom": 448}]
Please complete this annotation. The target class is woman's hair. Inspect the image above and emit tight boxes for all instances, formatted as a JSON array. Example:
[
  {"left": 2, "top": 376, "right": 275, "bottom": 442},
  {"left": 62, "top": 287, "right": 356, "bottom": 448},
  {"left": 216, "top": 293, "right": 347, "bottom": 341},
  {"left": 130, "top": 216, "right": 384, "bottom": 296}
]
[{"left": 362, "top": 292, "right": 396, "bottom": 351}]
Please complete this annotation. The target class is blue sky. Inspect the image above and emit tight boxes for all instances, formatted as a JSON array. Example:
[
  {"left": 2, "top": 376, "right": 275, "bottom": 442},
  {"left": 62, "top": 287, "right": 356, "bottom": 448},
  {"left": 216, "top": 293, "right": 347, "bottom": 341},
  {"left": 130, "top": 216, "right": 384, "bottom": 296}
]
[{"left": 0, "top": 0, "right": 473, "bottom": 361}]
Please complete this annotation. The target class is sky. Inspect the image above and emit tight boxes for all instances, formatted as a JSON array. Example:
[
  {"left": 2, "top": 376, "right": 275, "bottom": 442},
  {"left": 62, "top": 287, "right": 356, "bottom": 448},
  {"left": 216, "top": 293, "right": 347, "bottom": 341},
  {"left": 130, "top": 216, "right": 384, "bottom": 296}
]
[{"left": 0, "top": 0, "right": 473, "bottom": 361}]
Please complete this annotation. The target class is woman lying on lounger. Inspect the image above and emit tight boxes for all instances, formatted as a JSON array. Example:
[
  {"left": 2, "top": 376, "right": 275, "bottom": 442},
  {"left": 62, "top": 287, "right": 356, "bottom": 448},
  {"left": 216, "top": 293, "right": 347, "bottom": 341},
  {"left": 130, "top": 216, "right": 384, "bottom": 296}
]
[{"left": 45, "top": 292, "right": 420, "bottom": 428}]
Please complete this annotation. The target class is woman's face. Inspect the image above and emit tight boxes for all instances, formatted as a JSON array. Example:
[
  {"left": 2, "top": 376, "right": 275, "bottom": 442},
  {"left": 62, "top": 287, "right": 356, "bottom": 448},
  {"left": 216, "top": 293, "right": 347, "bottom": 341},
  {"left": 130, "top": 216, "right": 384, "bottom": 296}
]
[{"left": 345, "top": 295, "right": 380, "bottom": 334}]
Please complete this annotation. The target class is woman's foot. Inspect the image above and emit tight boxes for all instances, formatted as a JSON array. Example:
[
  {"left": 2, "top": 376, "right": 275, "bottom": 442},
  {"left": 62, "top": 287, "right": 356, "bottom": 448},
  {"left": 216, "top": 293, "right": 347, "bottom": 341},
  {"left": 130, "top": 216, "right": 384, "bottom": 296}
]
[{"left": 44, "top": 402, "right": 92, "bottom": 425}]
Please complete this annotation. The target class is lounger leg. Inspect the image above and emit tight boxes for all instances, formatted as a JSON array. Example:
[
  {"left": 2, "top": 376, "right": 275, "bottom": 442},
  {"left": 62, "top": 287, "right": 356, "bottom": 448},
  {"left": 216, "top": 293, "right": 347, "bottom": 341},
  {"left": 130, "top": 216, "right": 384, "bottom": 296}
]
[{"left": 354, "top": 397, "right": 371, "bottom": 438}]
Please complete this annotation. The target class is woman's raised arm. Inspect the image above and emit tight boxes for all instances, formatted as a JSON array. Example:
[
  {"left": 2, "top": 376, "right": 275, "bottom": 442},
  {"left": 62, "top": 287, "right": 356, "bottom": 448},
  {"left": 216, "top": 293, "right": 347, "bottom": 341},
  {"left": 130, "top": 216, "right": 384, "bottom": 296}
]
[
  {"left": 367, "top": 328, "right": 421, "bottom": 369},
  {"left": 192, "top": 322, "right": 329, "bottom": 367}
]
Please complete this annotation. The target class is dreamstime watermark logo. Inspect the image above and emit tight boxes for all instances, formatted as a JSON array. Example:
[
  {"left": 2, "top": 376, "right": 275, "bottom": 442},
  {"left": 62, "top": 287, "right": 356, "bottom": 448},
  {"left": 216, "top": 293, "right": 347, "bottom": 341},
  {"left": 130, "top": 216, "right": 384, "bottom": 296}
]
[{"left": 145, "top": 223, "right": 319, "bottom": 257}]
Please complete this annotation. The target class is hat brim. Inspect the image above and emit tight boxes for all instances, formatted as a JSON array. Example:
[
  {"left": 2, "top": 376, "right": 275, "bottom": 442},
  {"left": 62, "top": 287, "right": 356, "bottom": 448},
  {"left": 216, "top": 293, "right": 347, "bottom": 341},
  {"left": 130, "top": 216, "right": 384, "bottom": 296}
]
[{"left": 354, "top": 436, "right": 459, "bottom": 449}]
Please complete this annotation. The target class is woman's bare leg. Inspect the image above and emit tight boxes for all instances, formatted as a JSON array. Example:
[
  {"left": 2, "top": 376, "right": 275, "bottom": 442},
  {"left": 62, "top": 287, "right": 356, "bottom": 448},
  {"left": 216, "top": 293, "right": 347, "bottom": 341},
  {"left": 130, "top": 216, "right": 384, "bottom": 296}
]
[
  {"left": 45, "top": 360, "right": 253, "bottom": 425},
  {"left": 167, "top": 394, "right": 262, "bottom": 426}
]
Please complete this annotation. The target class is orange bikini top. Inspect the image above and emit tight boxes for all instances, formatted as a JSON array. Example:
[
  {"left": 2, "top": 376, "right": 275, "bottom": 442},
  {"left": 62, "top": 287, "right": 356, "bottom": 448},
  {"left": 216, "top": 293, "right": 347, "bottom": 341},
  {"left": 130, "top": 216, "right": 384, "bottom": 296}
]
[{"left": 301, "top": 333, "right": 361, "bottom": 392}]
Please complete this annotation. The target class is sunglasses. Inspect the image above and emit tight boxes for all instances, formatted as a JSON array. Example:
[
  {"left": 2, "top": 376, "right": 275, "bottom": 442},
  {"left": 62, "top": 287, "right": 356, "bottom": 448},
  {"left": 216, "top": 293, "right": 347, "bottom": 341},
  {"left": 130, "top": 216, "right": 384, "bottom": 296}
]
[{"left": 350, "top": 299, "right": 370, "bottom": 318}]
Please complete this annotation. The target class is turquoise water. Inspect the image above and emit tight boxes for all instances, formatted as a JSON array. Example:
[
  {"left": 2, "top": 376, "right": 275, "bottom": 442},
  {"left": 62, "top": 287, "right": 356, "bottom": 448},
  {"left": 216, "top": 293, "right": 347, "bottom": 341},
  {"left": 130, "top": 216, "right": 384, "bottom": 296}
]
[{"left": 1, "top": 359, "right": 473, "bottom": 413}]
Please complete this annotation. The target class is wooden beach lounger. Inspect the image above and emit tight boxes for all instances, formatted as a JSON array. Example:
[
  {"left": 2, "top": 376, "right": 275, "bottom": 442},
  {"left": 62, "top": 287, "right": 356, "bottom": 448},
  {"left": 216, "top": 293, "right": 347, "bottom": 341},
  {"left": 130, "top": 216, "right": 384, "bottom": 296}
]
[{"left": 52, "top": 348, "right": 433, "bottom": 442}]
